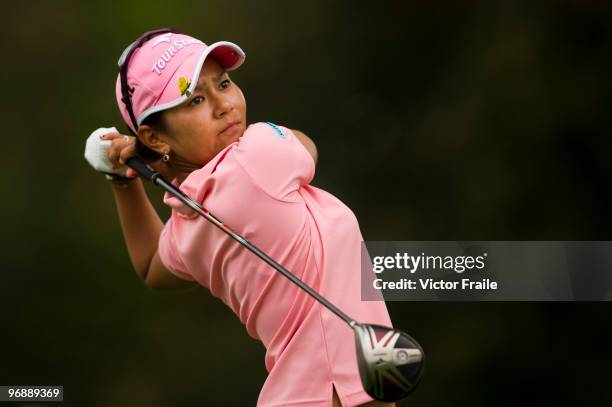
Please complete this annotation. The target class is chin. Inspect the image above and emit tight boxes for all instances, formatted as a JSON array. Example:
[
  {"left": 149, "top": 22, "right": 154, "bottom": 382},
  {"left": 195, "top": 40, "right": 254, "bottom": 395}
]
[
  {"left": 217, "top": 135, "right": 240, "bottom": 152},
  {"left": 229, "top": 130, "right": 243, "bottom": 144}
]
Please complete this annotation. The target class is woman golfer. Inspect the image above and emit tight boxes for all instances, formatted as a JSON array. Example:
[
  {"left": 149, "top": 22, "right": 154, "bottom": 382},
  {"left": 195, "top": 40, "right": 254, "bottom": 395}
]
[{"left": 89, "top": 29, "right": 395, "bottom": 407}]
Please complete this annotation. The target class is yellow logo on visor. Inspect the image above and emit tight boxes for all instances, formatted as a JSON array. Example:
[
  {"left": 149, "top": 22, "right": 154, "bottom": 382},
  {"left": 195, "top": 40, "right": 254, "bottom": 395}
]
[{"left": 178, "top": 76, "right": 191, "bottom": 97}]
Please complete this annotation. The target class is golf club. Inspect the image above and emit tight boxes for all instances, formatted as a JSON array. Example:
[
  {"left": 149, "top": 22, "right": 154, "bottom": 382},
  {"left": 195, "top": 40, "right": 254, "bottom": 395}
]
[{"left": 126, "top": 156, "right": 425, "bottom": 402}]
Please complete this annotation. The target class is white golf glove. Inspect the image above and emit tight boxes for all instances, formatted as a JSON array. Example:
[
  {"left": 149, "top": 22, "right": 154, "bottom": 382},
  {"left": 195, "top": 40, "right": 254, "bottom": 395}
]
[{"left": 84, "top": 127, "right": 128, "bottom": 177}]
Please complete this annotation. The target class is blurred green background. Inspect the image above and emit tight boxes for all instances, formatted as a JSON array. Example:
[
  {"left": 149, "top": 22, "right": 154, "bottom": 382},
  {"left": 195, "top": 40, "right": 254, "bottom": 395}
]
[{"left": 2, "top": 0, "right": 611, "bottom": 406}]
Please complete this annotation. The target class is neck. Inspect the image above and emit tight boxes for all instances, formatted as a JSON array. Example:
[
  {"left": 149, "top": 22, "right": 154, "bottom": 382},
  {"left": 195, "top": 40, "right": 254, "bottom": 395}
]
[
  {"left": 167, "top": 157, "right": 203, "bottom": 184},
  {"left": 174, "top": 170, "right": 190, "bottom": 184},
  {"left": 147, "top": 156, "right": 203, "bottom": 185}
]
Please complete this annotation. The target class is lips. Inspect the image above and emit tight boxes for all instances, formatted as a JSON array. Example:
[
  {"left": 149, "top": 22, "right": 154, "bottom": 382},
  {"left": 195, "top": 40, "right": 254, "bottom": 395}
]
[{"left": 220, "top": 121, "right": 240, "bottom": 135}]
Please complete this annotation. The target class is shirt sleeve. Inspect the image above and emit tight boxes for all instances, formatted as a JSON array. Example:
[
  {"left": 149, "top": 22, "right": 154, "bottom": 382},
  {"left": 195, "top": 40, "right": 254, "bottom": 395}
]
[
  {"left": 233, "top": 122, "right": 315, "bottom": 201},
  {"left": 158, "top": 218, "right": 196, "bottom": 282}
]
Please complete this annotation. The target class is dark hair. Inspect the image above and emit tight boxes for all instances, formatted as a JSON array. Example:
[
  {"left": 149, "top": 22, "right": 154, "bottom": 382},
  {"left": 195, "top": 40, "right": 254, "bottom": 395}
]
[{"left": 135, "top": 111, "right": 165, "bottom": 162}]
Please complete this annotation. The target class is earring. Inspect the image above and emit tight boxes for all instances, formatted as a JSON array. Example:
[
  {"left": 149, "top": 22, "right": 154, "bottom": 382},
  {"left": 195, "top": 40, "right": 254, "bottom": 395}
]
[{"left": 162, "top": 153, "right": 170, "bottom": 162}]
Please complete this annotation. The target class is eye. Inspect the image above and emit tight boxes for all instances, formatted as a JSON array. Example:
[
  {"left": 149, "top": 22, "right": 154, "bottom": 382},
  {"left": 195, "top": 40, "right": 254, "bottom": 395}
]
[
  {"left": 220, "top": 79, "right": 231, "bottom": 89},
  {"left": 190, "top": 96, "right": 204, "bottom": 105}
]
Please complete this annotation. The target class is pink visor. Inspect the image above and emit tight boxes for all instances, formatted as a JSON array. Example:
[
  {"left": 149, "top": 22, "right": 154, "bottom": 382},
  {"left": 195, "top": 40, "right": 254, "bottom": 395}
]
[{"left": 115, "top": 32, "right": 245, "bottom": 133}]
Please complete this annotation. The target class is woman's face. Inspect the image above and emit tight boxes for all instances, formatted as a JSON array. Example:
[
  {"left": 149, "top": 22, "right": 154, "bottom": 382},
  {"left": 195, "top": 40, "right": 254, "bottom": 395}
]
[{"left": 159, "top": 57, "right": 247, "bottom": 167}]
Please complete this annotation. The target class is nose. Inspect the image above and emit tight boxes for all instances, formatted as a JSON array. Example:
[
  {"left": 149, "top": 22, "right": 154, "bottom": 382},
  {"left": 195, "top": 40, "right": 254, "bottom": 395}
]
[{"left": 212, "top": 91, "right": 233, "bottom": 119}]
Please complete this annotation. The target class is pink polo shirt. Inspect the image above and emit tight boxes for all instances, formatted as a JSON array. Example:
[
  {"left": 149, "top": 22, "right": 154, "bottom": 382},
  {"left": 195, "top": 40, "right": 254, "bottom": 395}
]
[{"left": 158, "top": 122, "right": 392, "bottom": 407}]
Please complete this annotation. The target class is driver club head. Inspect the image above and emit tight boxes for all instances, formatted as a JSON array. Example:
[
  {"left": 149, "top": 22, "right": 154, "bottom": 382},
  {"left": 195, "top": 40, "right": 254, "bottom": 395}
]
[{"left": 353, "top": 323, "right": 425, "bottom": 402}]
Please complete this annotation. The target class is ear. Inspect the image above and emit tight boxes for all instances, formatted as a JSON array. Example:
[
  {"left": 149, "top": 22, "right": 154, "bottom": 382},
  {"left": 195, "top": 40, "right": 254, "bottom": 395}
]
[{"left": 137, "top": 124, "right": 170, "bottom": 154}]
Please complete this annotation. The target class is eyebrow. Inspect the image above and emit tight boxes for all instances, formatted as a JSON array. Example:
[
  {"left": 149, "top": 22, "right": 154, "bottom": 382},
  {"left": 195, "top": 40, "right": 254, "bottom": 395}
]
[{"left": 194, "top": 71, "right": 227, "bottom": 92}]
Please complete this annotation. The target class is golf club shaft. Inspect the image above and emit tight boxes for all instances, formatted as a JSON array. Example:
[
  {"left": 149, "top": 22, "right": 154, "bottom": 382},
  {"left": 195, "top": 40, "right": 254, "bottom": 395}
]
[{"left": 127, "top": 157, "right": 357, "bottom": 327}]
